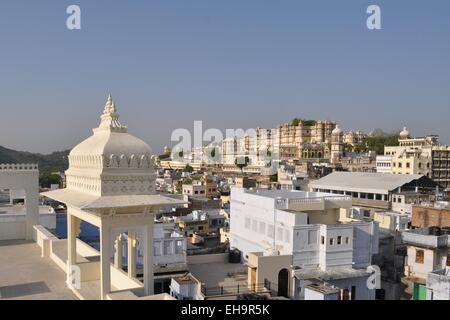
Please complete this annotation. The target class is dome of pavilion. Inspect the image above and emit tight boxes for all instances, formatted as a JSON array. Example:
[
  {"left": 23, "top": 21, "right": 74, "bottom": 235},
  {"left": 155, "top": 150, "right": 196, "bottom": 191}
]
[
  {"left": 65, "top": 95, "right": 156, "bottom": 196},
  {"left": 69, "top": 95, "right": 152, "bottom": 169}
]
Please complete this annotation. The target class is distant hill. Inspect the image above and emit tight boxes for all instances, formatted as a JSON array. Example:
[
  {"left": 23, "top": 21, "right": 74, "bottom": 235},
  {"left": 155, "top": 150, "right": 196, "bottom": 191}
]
[{"left": 0, "top": 146, "right": 69, "bottom": 173}]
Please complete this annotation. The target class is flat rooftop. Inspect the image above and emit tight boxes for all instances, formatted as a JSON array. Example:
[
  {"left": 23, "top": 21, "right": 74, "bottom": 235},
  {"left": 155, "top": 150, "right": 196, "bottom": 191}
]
[
  {"left": 310, "top": 172, "right": 428, "bottom": 194},
  {"left": 236, "top": 188, "right": 342, "bottom": 200},
  {"left": 305, "top": 283, "right": 340, "bottom": 295},
  {"left": 0, "top": 240, "right": 76, "bottom": 300},
  {"left": 406, "top": 226, "right": 450, "bottom": 236},
  {"left": 0, "top": 204, "right": 55, "bottom": 216},
  {"left": 188, "top": 261, "right": 247, "bottom": 288}
]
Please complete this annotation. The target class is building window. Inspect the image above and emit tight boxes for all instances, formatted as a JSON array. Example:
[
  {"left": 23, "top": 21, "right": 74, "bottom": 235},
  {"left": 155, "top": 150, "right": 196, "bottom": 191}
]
[
  {"left": 308, "top": 230, "right": 318, "bottom": 245},
  {"left": 154, "top": 242, "right": 161, "bottom": 256},
  {"left": 245, "top": 218, "right": 251, "bottom": 229},
  {"left": 337, "top": 236, "right": 342, "bottom": 245},
  {"left": 259, "top": 222, "right": 266, "bottom": 234},
  {"left": 267, "top": 224, "right": 274, "bottom": 238},
  {"left": 321, "top": 236, "right": 325, "bottom": 245},
  {"left": 330, "top": 238, "right": 334, "bottom": 246},
  {"left": 345, "top": 237, "right": 350, "bottom": 245},
  {"left": 398, "top": 163, "right": 402, "bottom": 168},
  {"left": 406, "top": 162, "right": 410, "bottom": 168},
  {"left": 277, "top": 227, "right": 284, "bottom": 241},
  {"left": 252, "top": 220, "right": 258, "bottom": 232},
  {"left": 415, "top": 249, "right": 424, "bottom": 264},
  {"left": 284, "top": 230, "right": 291, "bottom": 243},
  {"left": 175, "top": 240, "right": 184, "bottom": 254},
  {"left": 163, "top": 241, "right": 172, "bottom": 255}
]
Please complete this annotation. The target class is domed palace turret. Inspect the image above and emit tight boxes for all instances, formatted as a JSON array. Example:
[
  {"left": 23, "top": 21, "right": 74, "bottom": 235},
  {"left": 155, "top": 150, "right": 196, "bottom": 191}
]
[
  {"left": 65, "top": 95, "right": 155, "bottom": 196},
  {"left": 399, "top": 126, "right": 410, "bottom": 140},
  {"left": 331, "top": 125, "right": 344, "bottom": 164}
]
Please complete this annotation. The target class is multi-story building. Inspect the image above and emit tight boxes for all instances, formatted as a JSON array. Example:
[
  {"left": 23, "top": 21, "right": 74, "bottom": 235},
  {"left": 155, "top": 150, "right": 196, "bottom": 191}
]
[
  {"left": 376, "top": 155, "right": 393, "bottom": 174},
  {"left": 427, "top": 267, "right": 450, "bottom": 300},
  {"left": 343, "top": 130, "right": 368, "bottom": 147},
  {"left": 432, "top": 147, "right": 450, "bottom": 192},
  {"left": 310, "top": 172, "right": 439, "bottom": 214},
  {"left": 402, "top": 227, "right": 450, "bottom": 300},
  {"left": 229, "top": 187, "right": 379, "bottom": 300},
  {"left": 277, "top": 120, "right": 336, "bottom": 161},
  {"left": 378, "top": 127, "right": 450, "bottom": 191}
]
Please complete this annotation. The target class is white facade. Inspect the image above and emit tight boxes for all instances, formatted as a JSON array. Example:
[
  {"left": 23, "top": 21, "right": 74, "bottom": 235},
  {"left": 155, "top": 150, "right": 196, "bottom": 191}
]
[
  {"left": 152, "top": 223, "right": 186, "bottom": 266},
  {"left": 230, "top": 188, "right": 378, "bottom": 270},
  {"left": 0, "top": 164, "right": 39, "bottom": 240},
  {"left": 376, "top": 155, "right": 392, "bottom": 174}
]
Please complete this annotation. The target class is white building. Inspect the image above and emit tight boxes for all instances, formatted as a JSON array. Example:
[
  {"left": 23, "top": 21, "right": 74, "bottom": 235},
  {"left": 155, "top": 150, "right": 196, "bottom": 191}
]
[
  {"left": 230, "top": 187, "right": 379, "bottom": 300},
  {"left": 0, "top": 164, "right": 40, "bottom": 240},
  {"left": 376, "top": 155, "right": 393, "bottom": 174},
  {"left": 42, "top": 95, "right": 186, "bottom": 299}
]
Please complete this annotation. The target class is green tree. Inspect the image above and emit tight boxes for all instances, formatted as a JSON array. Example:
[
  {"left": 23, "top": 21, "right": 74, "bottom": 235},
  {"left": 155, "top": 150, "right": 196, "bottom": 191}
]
[
  {"left": 269, "top": 173, "right": 278, "bottom": 182},
  {"left": 354, "top": 131, "right": 400, "bottom": 154},
  {"left": 183, "top": 164, "right": 194, "bottom": 173},
  {"left": 39, "top": 172, "right": 62, "bottom": 188},
  {"left": 343, "top": 143, "right": 354, "bottom": 152},
  {"left": 291, "top": 118, "right": 301, "bottom": 126}
]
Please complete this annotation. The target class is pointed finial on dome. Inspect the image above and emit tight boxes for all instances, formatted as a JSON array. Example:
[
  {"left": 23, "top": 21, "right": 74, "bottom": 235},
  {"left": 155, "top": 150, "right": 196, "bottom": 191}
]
[
  {"left": 95, "top": 94, "right": 127, "bottom": 133},
  {"left": 400, "top": 126, "right": 410, "bottom": 139}
]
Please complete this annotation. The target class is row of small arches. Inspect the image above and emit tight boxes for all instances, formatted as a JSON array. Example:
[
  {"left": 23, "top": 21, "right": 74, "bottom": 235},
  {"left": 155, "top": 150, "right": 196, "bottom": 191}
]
[{"left": 69, "top": 154, "right": 152, "bottom": 169}]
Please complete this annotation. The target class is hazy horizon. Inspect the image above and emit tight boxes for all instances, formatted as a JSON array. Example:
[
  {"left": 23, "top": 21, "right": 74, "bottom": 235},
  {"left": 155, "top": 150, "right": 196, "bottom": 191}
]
[{"left": 1, "top": 1, "right": 449, "bottom": 154}]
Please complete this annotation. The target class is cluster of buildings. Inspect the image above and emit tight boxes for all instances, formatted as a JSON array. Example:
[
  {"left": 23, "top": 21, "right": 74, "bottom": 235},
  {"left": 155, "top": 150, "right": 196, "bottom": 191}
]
[
  {"left": 376, "top": 127, "right": 450, "bottom": 190},
  {"left": 160, "top": 120, "right": 366, "bottom": 174},
  {"left": 1, "top": 96, "right": 449, "bottom": 301}
]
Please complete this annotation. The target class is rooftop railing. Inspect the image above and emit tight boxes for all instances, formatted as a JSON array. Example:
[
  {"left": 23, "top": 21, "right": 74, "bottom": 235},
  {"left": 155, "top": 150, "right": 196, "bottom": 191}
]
[
  {"left": 275, "top": 195, "right": 351, "bottom": 210},
  {"left": 201, "top": 282, "right": 272, "bottom": 297},
  {"left": 0, "top": 163, "right": 39, "bottom": 171}
]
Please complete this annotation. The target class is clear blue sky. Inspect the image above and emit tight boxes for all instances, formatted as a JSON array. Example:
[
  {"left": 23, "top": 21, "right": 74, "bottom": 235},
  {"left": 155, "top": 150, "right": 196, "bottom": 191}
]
[{"left": 0, "top": 0, "right": 449, "bottom": 154}]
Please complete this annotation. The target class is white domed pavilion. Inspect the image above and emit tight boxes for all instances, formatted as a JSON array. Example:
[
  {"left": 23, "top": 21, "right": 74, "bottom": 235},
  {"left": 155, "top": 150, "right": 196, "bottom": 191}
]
[{"left": 42, "top": 95, "right": 186, "bottom": 300}]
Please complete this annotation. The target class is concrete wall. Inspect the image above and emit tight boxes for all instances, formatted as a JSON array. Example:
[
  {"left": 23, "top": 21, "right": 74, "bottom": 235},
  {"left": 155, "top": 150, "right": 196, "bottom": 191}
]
[
  {"left": 304, "top": 287, "right": 339, "bottom": 300},
  {"left": 405, "top": 246, "right": 448, "bottom": 280},
  {"left": 0, "top": 164, "right": 39, "bottom": 240},
  {"left": 187, "top": 253, "right": 228, "bottom": 265},
  {"left": 247, "top": 253, "right": 293, "bottom": 296},
  {"left": 412, "top": 206, "right": 450, "bottom": 228},
  {"left": 427, "top": 270, "right": 450, "bottom": 300}
]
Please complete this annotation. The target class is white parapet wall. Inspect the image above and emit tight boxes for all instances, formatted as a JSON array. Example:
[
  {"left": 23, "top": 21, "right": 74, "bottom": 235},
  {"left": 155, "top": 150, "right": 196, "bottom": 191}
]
[
  {"left": 0, "top": 163, "right": 39, "bottom": 240},
  {"left": 33, "top": 225, "right": 145, "bottom": 299}
]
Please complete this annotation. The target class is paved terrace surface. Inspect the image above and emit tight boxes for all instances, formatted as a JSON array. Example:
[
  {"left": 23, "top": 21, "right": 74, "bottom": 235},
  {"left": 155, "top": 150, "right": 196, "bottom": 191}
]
[
  {"left": 188, "top": 261, "right": 248, "bottom": 288},
  {"left": 0, "top": 240, "right": 76, "bottom": 300}
]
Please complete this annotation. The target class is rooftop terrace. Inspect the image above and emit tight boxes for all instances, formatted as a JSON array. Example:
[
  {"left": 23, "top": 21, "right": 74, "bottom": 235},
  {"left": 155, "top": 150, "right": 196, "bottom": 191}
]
[{"left": 0, "top": 240, "right": 76, "bottom": 300}]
